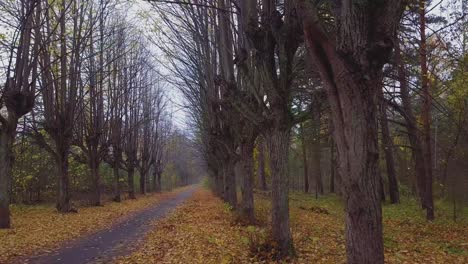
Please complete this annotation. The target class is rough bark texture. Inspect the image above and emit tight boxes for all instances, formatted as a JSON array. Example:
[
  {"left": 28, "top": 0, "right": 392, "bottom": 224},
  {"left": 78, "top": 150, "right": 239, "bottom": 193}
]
[
  {"left": 327, "top": 73, "right": 384, "bottom": 264},
  {"left": 267, "top": 129, "right": 293, "bottom": 256},
  {"left": 239, "top": 141, "right": 255, "bottom": 222},
  {"left": 379, "top": 92, "right": 400, "bottom": 204},
  {"left": 337, "top": 80, "right": 384, "bottom": 264},
  {"left": 298, "top": 0, "right": 407, "bottom": 262}
]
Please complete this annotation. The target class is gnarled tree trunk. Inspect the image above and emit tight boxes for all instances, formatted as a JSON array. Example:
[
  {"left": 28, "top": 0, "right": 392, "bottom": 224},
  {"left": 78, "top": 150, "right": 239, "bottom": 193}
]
[
  {"left": 331, "top": 77, "right": 384, "bottom": 264},
  {"left": 298, "top": 1, "right": 406, "bottom": 261},
  {"left": 267, "top": 128, "right": 293, "bottom": 256}
]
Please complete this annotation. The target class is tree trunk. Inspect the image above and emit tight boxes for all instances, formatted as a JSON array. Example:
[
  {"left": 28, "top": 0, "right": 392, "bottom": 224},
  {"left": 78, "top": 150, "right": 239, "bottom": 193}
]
[
  {"left": 113, "top": 164, "right": 121, "bottom": 202},
  {"left": 267, "top": 128, "right": 293, "bottom": 256},
  {"left": 56, "top": 143, "right": 72, "bottom": 212},
  {"left": 127, "top": 166, "right": 136, "bottom": 199},
  {"left": 239, "top": 140, "right": 255, "bottom": 223},
  {"left": 396, "top": 40, "right": 428, "bottom": 209},
  {"left": 153, "top": 169, "right": 162, "bottom": 193},
  {"left": 419, "top": 0, "right": 435, "bottom": 220},
  {"left": 140, "top": 170, "right": 146, "bottom": 195},
  {"left": 310, "top": 114, "right": 323, "bottom": 196},
  {"left": 299, "top": 123, "right": 310, "bottom": 193},
  {"left": 379, "top": 92, "right": 400, "bottom": 204},
  {"left": 331, "top": 80, "right": 384, "bottom": 264},
  {"left": 157, "top": 172, "right": 162, "bottom": 192},
  {"left": 222, "top": 157, "right": 237, "bottom": 208},
  {"left": 90, "top": 156, "right": 101, "bottom": 206},
  {"left": 257, "top": 137, "right": 267, "bottom": 190},
  {"left": 0, "top": 129, "right": 15, "bottom": 228},
  {"left": 329, "top": 136, "right": 335, "bottom": 193},
  {"left": 378, "top": 170, "right": 386, "bottom": 202},
  {"left": 304, "top": 43, "right": 384, "bottom": 263},
  {"left": 215, "top": 169, "right": 224, "bottom": 197}
]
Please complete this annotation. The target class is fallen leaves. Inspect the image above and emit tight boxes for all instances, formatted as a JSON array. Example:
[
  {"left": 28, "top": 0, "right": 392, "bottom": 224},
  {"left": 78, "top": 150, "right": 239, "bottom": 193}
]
[
  {"left": 118, "top": 189, "right": 468, "bottom": 264},
  {"left": 116, "top": 190, "right": 252, "bottom": 264},
  {"left": 0, "top": 189, "right": 187, "bottom": 263}
]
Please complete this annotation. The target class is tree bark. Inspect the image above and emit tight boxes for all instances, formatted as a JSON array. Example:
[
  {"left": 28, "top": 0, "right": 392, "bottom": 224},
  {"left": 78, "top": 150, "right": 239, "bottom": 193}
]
[
  {"left": 299, "top": 123, "right": 310, "bottom": 193},
  {"left": 140, "top": 171, "right": 147, "bottom": 195},
  {"left": 56, "top": 142, "right": 72, "bottom": 212},
  {"left": 257, "top": 137, "right": 267, "bottom": 190},
  {"left": 332, "top": 79, "right": 384, "bottom": 264},
  {"left": 378, "top": 170, "right": 386, "bottom": 202},
  {"left": 329, "top": 136, "right": 336, "bottom": 193},
  {"left": 90, "top": 155, "right": 101, "bottom": 206},
  {"left": 239, "top": 140, "right": 255, "bottom": 223},
  {"left": 310, "top": 113, "right": 323, "bottom": 197},
  {"left": 395, "top": 40, "right": 428, "bottom": 209},
  {"left": 0, "top": 128, "right": 15, "bottom": 228},
  {"left": 113, "top": 164, "right": 121, "bottom": 202},
  {"left": 152, "top": 165, "right": 162, "bottom": 193},
  {"left": 302, "top": 21, "right": 384, "bottom": 263},
  {"left": 156, "top": 172, "right": 162, "bottom": 192},
  {"left": 379, "top": 91, "right": 400, "bottom": 204},
  {"left": 127, "top": 166, "right": 136, "bottom": 199},
  {"left": 419, "top": 0, "right": 435, "bottom": 220},
  {"left": 222, "top": 157, "right": 237, "bottom": 208},
  {"left": 267, "top": 128, "right": 293, "bottom": 256}
]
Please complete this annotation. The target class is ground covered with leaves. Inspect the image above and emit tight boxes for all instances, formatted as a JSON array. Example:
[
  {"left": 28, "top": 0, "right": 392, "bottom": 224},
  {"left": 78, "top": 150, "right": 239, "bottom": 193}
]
[
  {"left": 119, "top": 189, "right": 468, "bottom": 264},
  {"left": 0, "top": 189, "right": 186, "bottom": 263}
]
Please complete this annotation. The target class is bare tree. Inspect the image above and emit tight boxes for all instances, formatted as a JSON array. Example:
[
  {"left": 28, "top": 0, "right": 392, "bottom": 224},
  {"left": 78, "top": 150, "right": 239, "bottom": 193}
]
[{"left": 0, "top": 0, "right": 41, "bottom": 228}]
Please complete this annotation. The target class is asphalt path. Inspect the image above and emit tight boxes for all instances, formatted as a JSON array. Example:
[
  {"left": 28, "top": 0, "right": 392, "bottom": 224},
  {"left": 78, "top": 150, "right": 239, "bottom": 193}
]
[{"left": 17, "top": 186, "right": 197, "bottom": 264}]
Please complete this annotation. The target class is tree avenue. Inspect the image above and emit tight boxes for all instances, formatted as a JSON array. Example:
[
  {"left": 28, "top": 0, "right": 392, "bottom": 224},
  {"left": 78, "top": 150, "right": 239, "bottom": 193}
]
[{"left": 1, "top": 0, "right": 467, "bottom": 263}]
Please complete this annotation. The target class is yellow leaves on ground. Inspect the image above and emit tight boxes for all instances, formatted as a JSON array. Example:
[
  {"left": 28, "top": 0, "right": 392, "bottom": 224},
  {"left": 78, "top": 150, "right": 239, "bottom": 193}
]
[
  {"left": 119, "top": 190, "right": 468, "bottom": 264},
  {"left": 0, "top": 189, "right": 185, "bottom": 263},
  {"left": 117, "top": 190, "right": 252, "bottom": 264}
]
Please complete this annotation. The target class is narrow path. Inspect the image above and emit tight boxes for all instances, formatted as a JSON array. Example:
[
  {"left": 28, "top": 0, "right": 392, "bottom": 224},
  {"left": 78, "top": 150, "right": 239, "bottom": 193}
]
[{"left": 19, "top": 187, "right": 197, "bottom": 264}]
